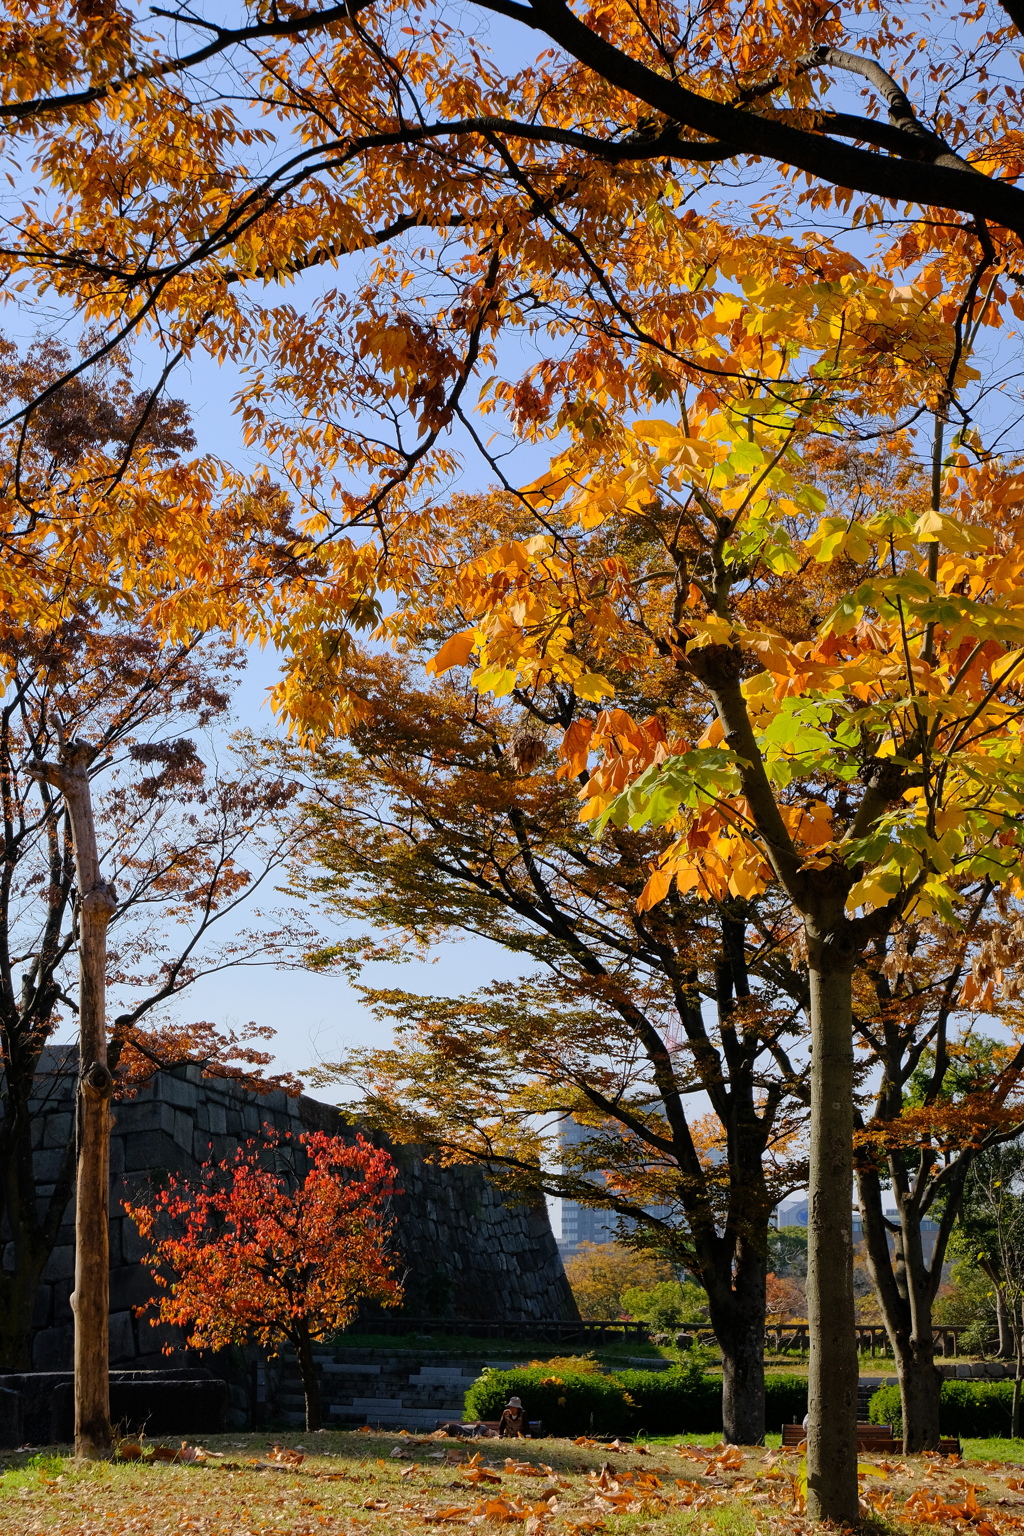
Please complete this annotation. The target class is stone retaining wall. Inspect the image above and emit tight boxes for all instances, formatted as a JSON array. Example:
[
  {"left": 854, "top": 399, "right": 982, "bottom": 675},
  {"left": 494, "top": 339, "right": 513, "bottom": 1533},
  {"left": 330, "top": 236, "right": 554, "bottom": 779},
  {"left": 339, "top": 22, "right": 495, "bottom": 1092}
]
[{"left": 18, "top": 1049, "right": 577, "bottom": 1383}]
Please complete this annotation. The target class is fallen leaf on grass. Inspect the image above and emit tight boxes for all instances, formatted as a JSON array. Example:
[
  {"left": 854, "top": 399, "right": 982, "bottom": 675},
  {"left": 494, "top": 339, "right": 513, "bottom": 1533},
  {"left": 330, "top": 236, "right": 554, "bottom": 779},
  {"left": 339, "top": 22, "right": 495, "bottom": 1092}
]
[
  {"left": 463, "top": 1465, "right": 502, "bottom": 1485},
  {"left": 474, "top": 1495, "right": 529, "bottom": 1523},
  {"left": 904, "top": 1482, "right": 993, "bottom": 1525},
  {"left": 362, "top": 1497, "right": 390, "bottom": 1510},
  {"left": 266, "top": 1444, "right": 304, "bottom": 1467},
  {"left": 423, "top": 1506, "right": 472, "bottom": 1524},
  {"left": 592, "top": 1491, "right": 641, "bottom": 1513},
  {"left": 573, "top": 1436, "right": 598, "bottom": 1447}
]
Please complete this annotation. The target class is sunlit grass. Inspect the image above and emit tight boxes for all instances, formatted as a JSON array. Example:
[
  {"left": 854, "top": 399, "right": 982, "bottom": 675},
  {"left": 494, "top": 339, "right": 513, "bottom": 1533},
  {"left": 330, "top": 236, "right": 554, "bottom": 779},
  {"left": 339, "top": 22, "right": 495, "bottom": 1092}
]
[{"left": 2, "top": 1429, "right": 1024, "bottom": 1533}]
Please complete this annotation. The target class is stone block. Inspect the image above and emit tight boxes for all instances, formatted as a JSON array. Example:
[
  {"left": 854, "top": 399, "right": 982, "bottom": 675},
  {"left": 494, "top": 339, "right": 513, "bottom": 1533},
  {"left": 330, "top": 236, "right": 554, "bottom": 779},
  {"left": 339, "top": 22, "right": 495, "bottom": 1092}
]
[
  {"left": 52, "top": 1378, "right": 228, "bottom": 1441},
  {"left": 41, "top": 1245, "right": 74, "bottom": 1284},
  {"left": 120, "top": 1128, "right": 181, "bottom": 1174},
  {"left": 32, "top": 1148, "right": 69, "bottom": 1185},
  {"left": 110, "top": 1264, "right": 157, "bottom": 1312},
  {"left": 116, "top": 1099, "right": 178, "bottom": 1139},
  {"left": 42, "top": 1114, "right": 73, "bottom": 1150},
  {"left": 172, "top": 1109, "right": 195, "bottom": 1149},
  {"left": 120, "top": 1215, "right": 152, "bottom": 1265},
  {"left": 204, "top": 1104, "right": 228, "bottom": 1135},
  {"left": 109, "top": 1310, "right": 137, "bottom": 1363},
  {"left": 31, "top": 1324, "right": 73, "bottom": 1373},
  {"left": 955, "top": 1363, "right": 972, "bottom": 1378},
  {"left": 158, "top": 1074, "right": 200, "bottom": 1110},
  {"left": 0, "top": 1387, "right": 22, "bottom": 1449}
]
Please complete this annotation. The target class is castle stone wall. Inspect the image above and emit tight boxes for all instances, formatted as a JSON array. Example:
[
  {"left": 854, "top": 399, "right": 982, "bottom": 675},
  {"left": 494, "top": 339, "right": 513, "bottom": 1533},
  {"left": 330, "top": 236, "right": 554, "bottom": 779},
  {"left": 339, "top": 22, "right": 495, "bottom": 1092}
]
[{"left": 20, "top": 1050, "right": 577, "bottom": 1374}]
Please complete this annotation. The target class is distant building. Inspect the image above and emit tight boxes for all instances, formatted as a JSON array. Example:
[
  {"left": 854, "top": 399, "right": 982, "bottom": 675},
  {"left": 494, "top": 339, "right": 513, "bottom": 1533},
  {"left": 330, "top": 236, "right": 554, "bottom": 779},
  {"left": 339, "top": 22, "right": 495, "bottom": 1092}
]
[
  {"left": 774, "top": 1200, "right": 940, "bottom": 1264},
  {"left": 557, "top": 1117, "right": 670, "bottom": 1260}
]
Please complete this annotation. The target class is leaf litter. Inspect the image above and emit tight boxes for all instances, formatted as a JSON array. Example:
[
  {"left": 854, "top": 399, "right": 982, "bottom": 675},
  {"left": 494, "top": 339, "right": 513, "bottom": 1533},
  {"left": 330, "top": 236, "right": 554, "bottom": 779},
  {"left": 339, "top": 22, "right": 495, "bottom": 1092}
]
[{"left": 5, "top": 1430, "right": 1024, "bottom": 1533}]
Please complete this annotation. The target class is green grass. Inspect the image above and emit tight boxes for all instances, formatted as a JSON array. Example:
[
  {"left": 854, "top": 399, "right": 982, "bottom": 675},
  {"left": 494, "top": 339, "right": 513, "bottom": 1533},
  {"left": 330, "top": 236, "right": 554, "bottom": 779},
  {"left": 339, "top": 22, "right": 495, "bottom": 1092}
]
[
  {"left": 3, "top": 1429, "right": 1023, "bottom": 1535},
  {"left": 330, "top": 1329, "right": 685, "bottom": 1365}
]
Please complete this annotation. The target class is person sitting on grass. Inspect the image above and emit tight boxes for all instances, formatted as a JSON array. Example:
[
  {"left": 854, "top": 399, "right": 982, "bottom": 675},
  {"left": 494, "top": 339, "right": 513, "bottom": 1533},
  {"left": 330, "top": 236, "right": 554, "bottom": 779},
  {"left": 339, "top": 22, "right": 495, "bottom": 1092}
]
[{"left": 498, "top": 1396, "right": 528, "bottom": 1437}]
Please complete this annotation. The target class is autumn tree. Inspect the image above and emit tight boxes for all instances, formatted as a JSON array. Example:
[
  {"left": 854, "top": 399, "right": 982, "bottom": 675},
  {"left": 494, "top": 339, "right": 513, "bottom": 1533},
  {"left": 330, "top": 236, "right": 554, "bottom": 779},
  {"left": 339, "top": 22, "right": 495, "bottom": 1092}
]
[
  {"left": 0, "top": 2, "right": 1020, "bottom": 534},
  {"left": 126, "top": 1131, "right": 402, "bottom": 1432},
  {"left": 764, "top": 1273, "right": 805, "bottom": 1329},
  {"left": 0, "top": 610, "right": 318, "bottom": 1426},
  {"left": 1, "top": 2, "right": 1024, "bottom": 1517},
  {"left": 853, "top": 935, "right": 1024, "bottom": 1451},
  {"left": 562, "top": 1242, "right": 673, "bottom": 1321},
  {"left": 297, "top": 651, "right": 807, "bottom": 1444}
]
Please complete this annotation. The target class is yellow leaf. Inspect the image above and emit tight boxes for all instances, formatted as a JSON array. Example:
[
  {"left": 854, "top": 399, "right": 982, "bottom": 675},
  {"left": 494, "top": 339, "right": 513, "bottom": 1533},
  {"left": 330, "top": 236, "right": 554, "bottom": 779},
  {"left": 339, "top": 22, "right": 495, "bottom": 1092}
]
[
  {"left": 426, "top": 631, "right": 476, "bottom": 675},
  {"left": 574, "top": 672, "right": 615, "bottom": 702},
  {"left": 637, "top": 867, "right": 672, "bottom": 911}
]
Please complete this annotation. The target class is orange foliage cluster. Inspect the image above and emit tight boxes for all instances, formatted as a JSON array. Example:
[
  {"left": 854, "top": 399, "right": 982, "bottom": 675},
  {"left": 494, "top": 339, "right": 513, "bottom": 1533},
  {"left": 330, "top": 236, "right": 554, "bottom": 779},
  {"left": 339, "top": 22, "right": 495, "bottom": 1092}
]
[{"left": 124, "top": 1130, "right": 402, "bottom": 1354}]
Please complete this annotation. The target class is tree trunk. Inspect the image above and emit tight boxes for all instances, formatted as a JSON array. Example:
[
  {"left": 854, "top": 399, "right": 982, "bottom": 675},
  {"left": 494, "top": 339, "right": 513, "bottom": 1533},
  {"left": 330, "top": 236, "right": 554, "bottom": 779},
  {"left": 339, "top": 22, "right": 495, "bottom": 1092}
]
[
  {"left": 1013, "top": 1307, "right": 1023, "bottom": 1440},
  {"left": 295, "top": 1328, "right": 322, "bottom": 1433},
  {"left": 718, "top": 1294, "right": 766, "bottom": 1445},
  {"left": 805, "top": 958, "right": 859, "bottom": 1522},
  {"left": 899, "top": 1347, "right": 942, "bottom": 1453},
  {"left": 856, "top": 1174, "right": 944, "bottom": 1453},
  {"left": 997, "top": 1288, "right": 1014, "bottom": 1358},
  {"left": 33, "top": 744, "right": 117, "bottom": 1458}
]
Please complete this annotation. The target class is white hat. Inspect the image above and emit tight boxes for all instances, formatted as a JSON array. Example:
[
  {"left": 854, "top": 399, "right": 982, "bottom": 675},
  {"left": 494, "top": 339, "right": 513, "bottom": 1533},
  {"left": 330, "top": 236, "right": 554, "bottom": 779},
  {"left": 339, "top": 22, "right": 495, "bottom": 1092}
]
[{"left": 507, "top": 1397, "right": 523, "bottom": 1408}]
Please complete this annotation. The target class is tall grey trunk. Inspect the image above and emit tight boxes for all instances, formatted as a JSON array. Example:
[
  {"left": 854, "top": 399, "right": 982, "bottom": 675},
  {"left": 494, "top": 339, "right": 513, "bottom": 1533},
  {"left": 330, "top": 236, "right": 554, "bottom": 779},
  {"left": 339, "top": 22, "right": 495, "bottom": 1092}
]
[
  {"left": 805, "top": 958, "right": 859, "bottom": 1522},
  {"left": 33, "top": 744, "right": 116, "bottom": 1458}
]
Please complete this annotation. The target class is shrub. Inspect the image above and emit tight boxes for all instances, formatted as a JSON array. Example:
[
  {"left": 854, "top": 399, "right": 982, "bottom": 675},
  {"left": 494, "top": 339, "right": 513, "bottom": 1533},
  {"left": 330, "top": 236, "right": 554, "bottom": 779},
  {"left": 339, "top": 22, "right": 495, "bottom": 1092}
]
[
  {"left": 464, "top": 1366, "right": 810, "bottom": 1438},
  {"left": 869, "top": 1380, "right": 1018, "bottom": 1438},
  {"left": 463, "top": 1367, "right": 632, "bottom": 1437},
  {"left": 620, "top": 1281, "right": 709, "bottom": 1331},
  {"left": 617, "top": 1369, "right": 721, "bottom": 1435}
]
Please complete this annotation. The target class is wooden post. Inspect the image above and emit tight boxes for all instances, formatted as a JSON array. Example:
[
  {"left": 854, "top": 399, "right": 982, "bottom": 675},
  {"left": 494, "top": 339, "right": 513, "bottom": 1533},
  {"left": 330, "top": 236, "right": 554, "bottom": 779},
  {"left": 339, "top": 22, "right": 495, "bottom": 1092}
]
[{"left": 31, "top": 742, "right": 116, "bottom": 1458}]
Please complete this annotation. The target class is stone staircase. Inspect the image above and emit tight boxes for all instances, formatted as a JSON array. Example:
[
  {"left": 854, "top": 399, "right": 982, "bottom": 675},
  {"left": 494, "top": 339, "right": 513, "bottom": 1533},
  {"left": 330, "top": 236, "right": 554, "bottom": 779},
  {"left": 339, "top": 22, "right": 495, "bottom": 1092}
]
[{"left": 273, "top": 1347, "right": 521, "bottom": 1430}]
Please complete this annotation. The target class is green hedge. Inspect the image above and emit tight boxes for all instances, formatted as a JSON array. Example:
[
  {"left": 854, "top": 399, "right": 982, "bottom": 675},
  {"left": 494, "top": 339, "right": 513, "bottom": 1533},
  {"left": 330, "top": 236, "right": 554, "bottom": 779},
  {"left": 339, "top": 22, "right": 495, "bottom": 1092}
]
[
  {"left": 463, "top": 1368, "right": 632, "bottom": 1438},
  {"left": 463, "top": 1368, "right": 808, "bottom": 1438},
  {"left": 869, "top": 1380, "right": 1019, "bottom": 1438}
]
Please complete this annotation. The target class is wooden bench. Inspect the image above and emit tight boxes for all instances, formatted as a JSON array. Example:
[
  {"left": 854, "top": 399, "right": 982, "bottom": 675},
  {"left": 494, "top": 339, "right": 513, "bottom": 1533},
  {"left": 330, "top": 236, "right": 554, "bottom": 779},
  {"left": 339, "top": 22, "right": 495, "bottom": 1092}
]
[{"left": 782, "top": 1424, "right": 960, "bottom": 1455}]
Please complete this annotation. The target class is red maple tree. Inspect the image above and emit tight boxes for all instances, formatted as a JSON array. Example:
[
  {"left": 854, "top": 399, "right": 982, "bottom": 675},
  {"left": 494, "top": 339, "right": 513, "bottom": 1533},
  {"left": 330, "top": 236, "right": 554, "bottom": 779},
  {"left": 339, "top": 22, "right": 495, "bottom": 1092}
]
[{"left": 126, "top": 1131, "right": 403, "bottom": 1430}]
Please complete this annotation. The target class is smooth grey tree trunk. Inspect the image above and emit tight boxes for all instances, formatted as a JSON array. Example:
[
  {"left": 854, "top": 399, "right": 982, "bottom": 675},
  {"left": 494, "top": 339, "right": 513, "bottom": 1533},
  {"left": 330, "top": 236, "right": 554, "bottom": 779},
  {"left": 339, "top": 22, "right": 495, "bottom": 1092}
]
[
  {"left": 33, "top": 744, "right": 116, "bottom": 1458},
  {"left": 805, "top": 959, "right": 860, "bottom": 1522}
]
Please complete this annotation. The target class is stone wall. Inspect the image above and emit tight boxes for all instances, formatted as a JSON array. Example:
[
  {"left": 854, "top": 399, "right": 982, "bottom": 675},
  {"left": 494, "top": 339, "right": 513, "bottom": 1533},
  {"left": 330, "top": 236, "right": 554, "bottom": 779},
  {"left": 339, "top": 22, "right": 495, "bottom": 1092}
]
[{"left": 20, "top": 1049, "right": 577, "bottom": 1375}]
